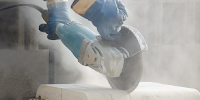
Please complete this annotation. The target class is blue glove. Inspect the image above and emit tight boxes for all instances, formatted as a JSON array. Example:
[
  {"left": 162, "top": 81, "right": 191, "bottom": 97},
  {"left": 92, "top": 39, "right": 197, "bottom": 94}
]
[
  {"left": 72, "top": 0, "right": 128, "bottom": 40},
  {"left": 39, "top": 1, "right": 71, "bottom": 40}
]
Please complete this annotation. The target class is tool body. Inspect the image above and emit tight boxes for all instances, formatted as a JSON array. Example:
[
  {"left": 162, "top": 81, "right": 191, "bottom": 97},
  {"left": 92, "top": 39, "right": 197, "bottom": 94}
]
[{"left": 0, "top": 4, "right": 147, "bottom": 93}]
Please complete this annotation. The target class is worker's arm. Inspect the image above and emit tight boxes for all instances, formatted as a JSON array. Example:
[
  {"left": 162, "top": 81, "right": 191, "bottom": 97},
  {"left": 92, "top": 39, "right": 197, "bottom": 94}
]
[
  {"left": 40, "top": 0, "right": 128, "bottom": 40},
  {"left": 71, "top": 0, "right": 128, "bottom": 40},
  {"left": 39, "top": 0, "right": 71, "bottom": 40}
]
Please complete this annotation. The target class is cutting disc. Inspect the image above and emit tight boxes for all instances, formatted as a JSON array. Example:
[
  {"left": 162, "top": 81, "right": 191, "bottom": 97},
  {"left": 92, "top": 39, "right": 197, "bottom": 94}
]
[{"left": 107, "top": 26, "right": 148, "bottom": 93}]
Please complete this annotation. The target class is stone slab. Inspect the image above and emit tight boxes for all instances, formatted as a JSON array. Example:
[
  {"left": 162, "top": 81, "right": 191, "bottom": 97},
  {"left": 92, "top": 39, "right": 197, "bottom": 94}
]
[
  {"left": 36, "top": 82, "right": 200, "bottom": 100},
  {"left": 131, "top": 82, "right": 200, "bottom": 100}
]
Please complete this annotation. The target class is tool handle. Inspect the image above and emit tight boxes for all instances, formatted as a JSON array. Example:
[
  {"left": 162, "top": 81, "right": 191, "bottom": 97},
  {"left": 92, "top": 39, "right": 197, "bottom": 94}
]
[{"left": 42, "top": 10, "right": 49, "bottom": 22}]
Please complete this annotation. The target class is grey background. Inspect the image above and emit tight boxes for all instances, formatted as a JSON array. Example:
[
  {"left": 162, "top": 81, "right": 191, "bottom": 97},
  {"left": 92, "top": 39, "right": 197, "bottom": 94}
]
[
  {"left": 0, "top": 1, "right": 49, "bottom": 100},
  {"left": 0, "top": 50, "right": 49, "bottom": 100},
  {"left": 121, "top": 1, "right": 200, "bottom": 90},
  {"left": 0, "top": 0, "right": 200, "bottom": 100}
]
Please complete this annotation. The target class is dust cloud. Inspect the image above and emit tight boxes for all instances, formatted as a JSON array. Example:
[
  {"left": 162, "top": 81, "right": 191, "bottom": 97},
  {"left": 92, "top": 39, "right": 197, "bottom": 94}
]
[
  {"left": 18, "top": 0, "right": 200, "bottom": 91},
  {"left": 20, "top": 0, "right": 110, "bottom": 87}
]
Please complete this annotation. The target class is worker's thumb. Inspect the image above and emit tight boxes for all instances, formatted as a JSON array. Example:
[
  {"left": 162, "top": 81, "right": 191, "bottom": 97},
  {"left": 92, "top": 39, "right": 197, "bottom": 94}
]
[{"left": 39, "top": 24, "right": 48, "bottom": 33}]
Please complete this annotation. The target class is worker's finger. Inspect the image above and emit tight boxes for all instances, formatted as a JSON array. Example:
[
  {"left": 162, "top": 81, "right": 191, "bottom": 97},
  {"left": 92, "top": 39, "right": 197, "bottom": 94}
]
[
  {"left": 47, "top": 34, "right": 60, "bottom": 40},
  {"left": 39, "top": 24, "right": 48, "bottom": 33}
]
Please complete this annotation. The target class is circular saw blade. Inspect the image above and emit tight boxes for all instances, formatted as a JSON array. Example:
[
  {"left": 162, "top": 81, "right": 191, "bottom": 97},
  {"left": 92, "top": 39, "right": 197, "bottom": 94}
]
[
  {"left": 107, "top": 52, "right": 143, "bottom": 93},
  {"left": 107, "top": 26, "right": 147, "bottom": 93}
]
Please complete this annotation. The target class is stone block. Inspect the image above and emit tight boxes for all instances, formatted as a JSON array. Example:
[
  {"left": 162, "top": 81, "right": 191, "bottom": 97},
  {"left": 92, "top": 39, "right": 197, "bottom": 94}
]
[{"left": 36, "top": 82, "right": 200, "bottom": 100}]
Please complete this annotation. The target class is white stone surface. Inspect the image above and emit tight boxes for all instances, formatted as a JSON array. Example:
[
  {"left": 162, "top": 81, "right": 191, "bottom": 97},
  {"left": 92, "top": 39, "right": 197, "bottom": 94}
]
[
  {"left": 36, "top": 82, "right": 200, "bottom": 100},
  {"left": 131, "top": 82, "right": 200, "bottom": 100}
]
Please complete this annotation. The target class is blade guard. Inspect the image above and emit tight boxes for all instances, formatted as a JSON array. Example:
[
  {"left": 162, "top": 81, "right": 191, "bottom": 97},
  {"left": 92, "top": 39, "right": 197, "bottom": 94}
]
[{"left": 107, "top": 26, "right": 148, "bottom": 93}]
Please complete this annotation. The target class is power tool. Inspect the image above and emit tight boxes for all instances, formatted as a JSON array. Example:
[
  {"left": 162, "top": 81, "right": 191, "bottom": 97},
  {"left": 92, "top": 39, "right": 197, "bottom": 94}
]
[{"left": 0, "top": 4, "right": 148, "bottom": 93}]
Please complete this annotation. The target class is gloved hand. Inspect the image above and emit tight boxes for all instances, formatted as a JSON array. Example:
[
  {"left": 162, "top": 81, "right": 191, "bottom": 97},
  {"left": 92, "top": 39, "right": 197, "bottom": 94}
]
[
  {"left": 72, "top": 0, "right": 128, "bottom": 40},
  {"left": 39, "top": 0, "right": 71, "bottom": 40}
]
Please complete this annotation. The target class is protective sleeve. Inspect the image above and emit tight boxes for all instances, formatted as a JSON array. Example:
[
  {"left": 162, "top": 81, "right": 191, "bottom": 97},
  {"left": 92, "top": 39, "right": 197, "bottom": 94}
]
[{"left": 71, "top": 0, "right": 96, "bottom": 15}]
